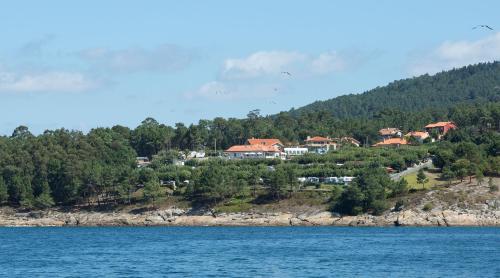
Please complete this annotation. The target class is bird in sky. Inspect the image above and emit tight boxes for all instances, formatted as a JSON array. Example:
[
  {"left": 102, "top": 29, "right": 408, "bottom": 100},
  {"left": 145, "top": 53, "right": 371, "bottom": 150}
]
[
  {"left": 281, "top": 71, "right": 291, "bottom": 76},
  {"left": 270, "top": 101, "right": 277, "bottom": 104},
  {"left": 472, "top": 25, "right": 493, "bottom": 30}
]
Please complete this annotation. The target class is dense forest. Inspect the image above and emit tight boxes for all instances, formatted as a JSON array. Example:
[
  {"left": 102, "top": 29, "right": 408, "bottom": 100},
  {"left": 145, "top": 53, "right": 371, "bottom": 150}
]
[
  {"left": 291, "top": 62, "right": 500, "bottom": 118},
  {"left": 0, "top": 62, "right": 499, "bottom": 214}
]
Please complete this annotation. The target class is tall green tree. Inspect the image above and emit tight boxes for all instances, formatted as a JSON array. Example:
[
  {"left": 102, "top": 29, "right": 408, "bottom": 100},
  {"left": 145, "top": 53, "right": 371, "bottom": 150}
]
[{"left": 416, "top": 169, "right": 429, "bottom": 189}]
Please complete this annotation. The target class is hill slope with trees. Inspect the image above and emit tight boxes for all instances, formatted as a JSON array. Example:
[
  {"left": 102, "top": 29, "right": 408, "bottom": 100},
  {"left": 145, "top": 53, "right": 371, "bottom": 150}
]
[{"left": 291, "top": 62, "right": 500, "bottom": 118}]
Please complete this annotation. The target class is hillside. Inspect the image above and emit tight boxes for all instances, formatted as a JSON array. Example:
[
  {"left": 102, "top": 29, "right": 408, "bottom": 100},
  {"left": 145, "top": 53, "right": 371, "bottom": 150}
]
[{"left": 291, "top": 62, "right": 500, "bottom": 118}]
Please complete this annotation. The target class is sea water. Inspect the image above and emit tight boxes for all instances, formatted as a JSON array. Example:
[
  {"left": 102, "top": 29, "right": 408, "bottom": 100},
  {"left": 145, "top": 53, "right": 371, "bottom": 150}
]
[{"left": 0, "top": 227, "right": 498, "bottom": 277}]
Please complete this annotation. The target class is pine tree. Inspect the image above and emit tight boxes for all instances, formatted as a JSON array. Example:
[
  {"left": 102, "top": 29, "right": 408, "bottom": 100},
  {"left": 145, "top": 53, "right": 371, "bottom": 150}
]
[
  {"left": 0, "top": 177, "right": 8, "bottom": 204},
  {"left": 417, "top": 169, "right": 429, "bottom": 190},
  {"left": 34, "top": 182, "right": 55, "bottom": 209}
]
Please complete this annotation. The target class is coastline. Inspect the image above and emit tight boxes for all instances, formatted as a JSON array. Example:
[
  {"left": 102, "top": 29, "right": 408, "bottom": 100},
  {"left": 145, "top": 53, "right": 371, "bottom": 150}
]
[{"left": 1, "top": 207, "right": 499, "bottom": 227}]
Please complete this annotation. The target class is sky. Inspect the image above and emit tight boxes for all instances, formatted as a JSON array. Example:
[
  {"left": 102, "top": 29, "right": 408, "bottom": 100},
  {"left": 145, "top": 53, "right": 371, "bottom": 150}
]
[{"left": 1, "top": 0, "right": 500, "bottom": 135}]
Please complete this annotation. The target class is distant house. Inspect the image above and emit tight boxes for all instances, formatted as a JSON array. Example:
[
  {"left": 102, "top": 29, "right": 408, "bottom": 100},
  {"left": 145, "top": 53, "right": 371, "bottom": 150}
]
[
  {"left": 378, "top": 128, "right": 402, "bottom": 140},
  {"left": 247, "top": 138, "right": 284, "bottom": 151},
  {"left": 304, "top": 136, "right": 337, "bottom": 154},
  {"left": 224, "top": 144, "right": 284, "bottom": 159},
  {"left": 425, "top": 121, "right": 457, "bottom": 139},
  {"left": 372, "top": 138, "right": 408, "bottom": 147},
  {"left": 405, "top": 131, "right": 430, "bottom": 143},
  {"left": 338, "top": 137, "right": 361, "bottom": 147},
  {"left": 284, "top": 147, "right": 308, "bottom": 157},
  {"left": 136, "top": 157, "right": 151, "bottom": 168}
]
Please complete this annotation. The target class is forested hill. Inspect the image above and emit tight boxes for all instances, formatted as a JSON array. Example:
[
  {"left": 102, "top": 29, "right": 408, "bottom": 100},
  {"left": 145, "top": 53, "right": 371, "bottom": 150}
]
[{"left": 291, "top": 62, "right": 500, "bottom": 118}]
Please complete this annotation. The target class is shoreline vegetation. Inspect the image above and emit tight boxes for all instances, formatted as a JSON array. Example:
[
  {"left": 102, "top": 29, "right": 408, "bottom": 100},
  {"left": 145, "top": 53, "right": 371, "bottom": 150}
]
[
  {"left": 0, "top": 63, "right": 499, "bottom": 227},
  {"left": 1, "top": 176, "right": 498, "bottom": 227}
]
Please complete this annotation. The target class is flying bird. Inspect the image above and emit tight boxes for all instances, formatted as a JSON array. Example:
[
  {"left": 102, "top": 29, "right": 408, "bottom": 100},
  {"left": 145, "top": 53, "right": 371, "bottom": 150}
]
[
  {"left": 472, "top": 25, "right": 493, "bottom": 30},
  {"left": 281, "top": 71, "right": 292, "bottom": 76},
  {"left": 270, "top": 101, "right": 277, "bottom": 105}
]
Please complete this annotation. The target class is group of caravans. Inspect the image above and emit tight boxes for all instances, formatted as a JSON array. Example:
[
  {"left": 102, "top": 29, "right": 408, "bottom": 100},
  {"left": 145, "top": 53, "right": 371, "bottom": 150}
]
[{"left": 298, "top": 176, "right": 355, "bottom": 185}]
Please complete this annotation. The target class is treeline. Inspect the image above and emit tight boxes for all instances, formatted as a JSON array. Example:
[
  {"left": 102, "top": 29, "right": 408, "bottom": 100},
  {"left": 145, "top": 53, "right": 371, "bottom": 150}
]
[
  {"left": 0, "top": 98, "right": 499, "bottom": 213},
  {"left": 292, "top": 62, "right": 500, "bottom": 118},
  {"left": 102, "top": 101, "right": 500, "bottom": 159}
]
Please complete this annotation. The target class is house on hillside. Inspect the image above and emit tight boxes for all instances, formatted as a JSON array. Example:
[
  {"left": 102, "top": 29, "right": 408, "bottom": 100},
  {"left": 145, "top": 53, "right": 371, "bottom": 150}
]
[
  {"left": 378, "top": 128, "right": 402, "bottom": 140},
  {"left": 247, "top": 138, "right": 284, "bottom": 151},
  {"left": 425, "top": 121, "right": 457, "bottom": 139},
  {"left": 372, "top": 138, "right": 408, "bottom": 148},
  {"left": 337, "top": 137, "right": 361, "bottom": 147},
  {"left": 304, "top": 136, "right": 337, "bottom": 154},
  {"left": 224, "top": 144, "right": 284, "bottom": 159},
  {"left": 405, "top": 131, "right": 430, "bottom": 143}
]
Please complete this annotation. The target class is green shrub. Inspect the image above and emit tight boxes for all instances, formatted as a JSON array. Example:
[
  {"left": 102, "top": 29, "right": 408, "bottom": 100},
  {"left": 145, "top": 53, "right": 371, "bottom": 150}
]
[{"left": 423, "top": 202, "right": 433, "bottom": 211}]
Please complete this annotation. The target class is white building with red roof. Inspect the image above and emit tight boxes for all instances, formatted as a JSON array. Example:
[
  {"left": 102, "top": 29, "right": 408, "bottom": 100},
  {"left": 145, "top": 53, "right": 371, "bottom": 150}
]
[
  {"left": 425, "top": 121, "right": 457, "bottom": 139},
  {"left": 304, "top": 136, "right": 337, "bottom": 154},
  {"left": 225, "top": 144, "right": 284, "bottom": 159}
]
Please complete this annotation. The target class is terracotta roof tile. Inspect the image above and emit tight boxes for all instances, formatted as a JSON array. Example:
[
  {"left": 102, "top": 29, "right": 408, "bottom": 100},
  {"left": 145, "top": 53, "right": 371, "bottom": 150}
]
[
  {"left": 305, "top": 136, "right": 332, "bottom": 142},
  {"left": 425, "top": 121, "right": 455, "bottom": 128},
  {"left": 247, "top": 138, "right": 283, "bottom": 146},
  {"left": 225, "top": 145, "right": 280, "bottom": 152},
  {"left": 373, "top": 138, "right": 408, "bottom": 146}
]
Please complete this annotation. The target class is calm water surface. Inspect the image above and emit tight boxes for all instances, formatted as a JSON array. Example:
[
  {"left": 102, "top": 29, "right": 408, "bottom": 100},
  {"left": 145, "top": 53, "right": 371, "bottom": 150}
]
[{"left": 0, "top": 227, "right": 499, "bottom": 277}]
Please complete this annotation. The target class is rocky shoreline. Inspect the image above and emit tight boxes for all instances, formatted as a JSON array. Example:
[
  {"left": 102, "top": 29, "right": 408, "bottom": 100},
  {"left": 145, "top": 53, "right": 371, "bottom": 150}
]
[{"left": 1, "top": 206, "right": 499, "bottom": 227}]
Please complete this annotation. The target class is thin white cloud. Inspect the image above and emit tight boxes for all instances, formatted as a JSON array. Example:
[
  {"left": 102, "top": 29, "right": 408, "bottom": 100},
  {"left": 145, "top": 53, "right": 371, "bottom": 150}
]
[
  {"left": 222, "top": 51, "right": 306, "bottom": 79},
  {"left": 188, "top": 49, "right": 371, "bottom": 101},
  {"left": 409, "top": 32, "right": 500, "bottom": 75},
  {"left": 0, "top": 70, "right": 99, "bottom": 93},
  {"left": 221, "top": 50, "right": 357, "bottom": 80},
  {"left": 79, "top": 44, "right": 196, "bottom": 73}
]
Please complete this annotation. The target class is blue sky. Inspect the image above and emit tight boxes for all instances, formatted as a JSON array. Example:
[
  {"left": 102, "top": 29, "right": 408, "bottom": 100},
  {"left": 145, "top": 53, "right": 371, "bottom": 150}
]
[{"left": 1, "top": 0, "right": 500, "bottom": 135}]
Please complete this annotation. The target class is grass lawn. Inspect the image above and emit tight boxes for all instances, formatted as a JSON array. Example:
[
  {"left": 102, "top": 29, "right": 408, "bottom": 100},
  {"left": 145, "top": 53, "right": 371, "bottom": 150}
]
[
  {"left": 403, "top": 170, "right": 445, "bottom": 190},
  {"left": 214, "top": 197, "right": 254, "bottom": 213}
]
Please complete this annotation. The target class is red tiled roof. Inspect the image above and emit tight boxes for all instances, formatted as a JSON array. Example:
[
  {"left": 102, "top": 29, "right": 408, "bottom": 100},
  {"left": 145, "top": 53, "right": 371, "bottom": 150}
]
[
  {"left": 225, "top": 145, "right": 280, "bottom": 152},
  {"left": 379, "top": 128, "right": 401, "bottom": 136},
  {"left": 247, "top": 138, "right": 283, "bottom": 146},
  {"left": 425, "top": 121, "right": 455, "bottom": 128},
  {"left": 405, "top": 131, "right": 429, "bottom": 138},
  {"left": 373, "top": 138, "right": 408, "bottom": 147},
  {"left": 305, "top": 136, "right": 331, "bottom": 142}
]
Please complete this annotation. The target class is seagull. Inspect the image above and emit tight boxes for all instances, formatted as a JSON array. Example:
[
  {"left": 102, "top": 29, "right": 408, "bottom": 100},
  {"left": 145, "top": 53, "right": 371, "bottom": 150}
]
[
  {"left": 281, "top": 71, "right": 292, "bottom": 76},
  {"left": 273, "top": 88, "right": 278, "bottom": 92},
  {"left": 270, "top": 101, "right": 277, "bottom": 105},
  {"left": 473, "top": 25, "right": 493, "bottom": 30}
]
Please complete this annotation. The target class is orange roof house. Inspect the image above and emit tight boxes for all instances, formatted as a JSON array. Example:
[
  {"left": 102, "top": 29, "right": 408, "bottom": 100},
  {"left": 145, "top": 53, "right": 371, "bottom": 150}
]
[
  {"left": 304, "top": 136, "right": 332, "bottom": 143},
  {"left": 425, "top": 121, "right": 457, "bottom": 138},
  {"left": 226, "top": 145, "right": 280, "bottom": 153},
  {"left": 247, "top": 138, "right": 283, "bottom": 148},
  {"left": 372, "top": 138, "right": 408, "bottom": 147},
  {"left": 405, "top": 131, "right": 430, "bottom": 140},
  {"left": 379, "top": 128, "right": 402, "bottom": 139},
  {"left": 304, "top": 136, "right": 336, "bottom": 153},
  {"left": 225, "top": 144, "right": 282, "bottom": 159}
]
